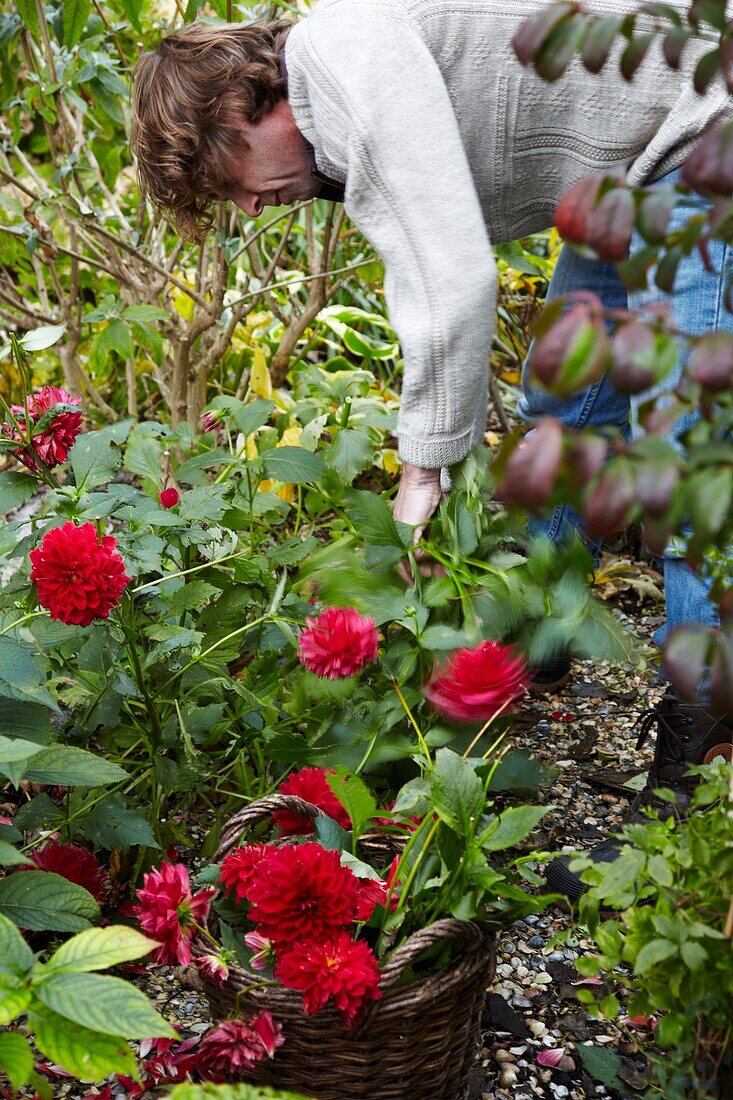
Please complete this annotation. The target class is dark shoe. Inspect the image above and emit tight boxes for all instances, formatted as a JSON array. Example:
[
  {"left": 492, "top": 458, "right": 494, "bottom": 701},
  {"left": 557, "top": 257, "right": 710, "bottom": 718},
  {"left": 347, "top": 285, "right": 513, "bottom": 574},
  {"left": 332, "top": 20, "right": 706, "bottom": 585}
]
[
  {"left": 545, "top": 689, "right": 733, "bottom": 901},
  {"left": 529, "top": 653, "right": 572, "bottom": 691}
]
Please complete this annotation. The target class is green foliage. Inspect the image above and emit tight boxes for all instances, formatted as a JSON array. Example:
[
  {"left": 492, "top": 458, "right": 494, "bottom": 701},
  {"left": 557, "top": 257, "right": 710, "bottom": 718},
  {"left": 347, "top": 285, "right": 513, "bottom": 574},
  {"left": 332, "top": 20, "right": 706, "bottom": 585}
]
[
  {"left": 0, "top": 918, "right": 169, "bottom": 1087},
  {"left": 574, "top": 762, "right": 733, "bottom": 1099}
]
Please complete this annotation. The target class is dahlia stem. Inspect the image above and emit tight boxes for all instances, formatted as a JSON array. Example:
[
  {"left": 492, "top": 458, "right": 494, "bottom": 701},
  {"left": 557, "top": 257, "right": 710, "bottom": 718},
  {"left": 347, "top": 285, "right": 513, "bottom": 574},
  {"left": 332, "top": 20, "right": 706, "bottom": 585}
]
[
  {"left": 391, "top": 677, "right": 431, "bottom": 765},
  {"left": 131, "top": 548, "right": 256, "bottom": 594},
  {"left": 0, "top": 610, "right": 48, "bottom": 636},
  {"left": 122, "top": 617, "right": 163, "bottom": 753},
  {"left": 461, "top": 698, "right": 514, "bottom": 759},
  {"left": 158, "top": 614, "right": 270, "bottom": 692}
]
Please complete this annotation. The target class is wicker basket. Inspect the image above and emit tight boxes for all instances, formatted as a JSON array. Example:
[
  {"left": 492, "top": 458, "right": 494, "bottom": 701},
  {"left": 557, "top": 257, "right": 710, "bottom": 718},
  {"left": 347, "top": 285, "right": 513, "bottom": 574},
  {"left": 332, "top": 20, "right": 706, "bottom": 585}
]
[{"left": 191, "top": 794, "right": 496, "bottom": 1100}]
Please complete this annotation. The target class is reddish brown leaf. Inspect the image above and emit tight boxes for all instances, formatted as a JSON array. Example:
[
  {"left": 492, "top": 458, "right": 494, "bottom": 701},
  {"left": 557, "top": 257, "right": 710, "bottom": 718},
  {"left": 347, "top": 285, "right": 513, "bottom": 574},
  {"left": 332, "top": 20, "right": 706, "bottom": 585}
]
[
  {"left": 555, "top": 173, "right": 605, "bottom": 243},
  {"left": 585, "top": 187, "right": 635, "bottom": 262},
  {"left": 663, "top": 626, "right": 713, "bottom": 702},
  {"left": 511, "top": 2, "right": 579, "bottom": 66},
  {"left": 710, "top": 630, "right": 733, "bottom": 717},
  {"left": 688, "top": 332, "right": 733, "bottom": 392},
  {"left": 611, "top": 321, "right": 658, "bottom": 394},
  {"left": 497, "top": 418, "right": 563, "bottom": 513},
  {"left": 532, "top": 306, "right": 610, "bottom": 396},
  {"left": 635, "top": 460, "right": 680, "bottom": 516},
  {"left": 582, "top": 460, "right": 636, "bottom": 537},
  {"left": 681, "top": 121, "right": 733, "bottom": 198},
  {"left": 566, "top": 433, "right": 609, "bottom": 487}
]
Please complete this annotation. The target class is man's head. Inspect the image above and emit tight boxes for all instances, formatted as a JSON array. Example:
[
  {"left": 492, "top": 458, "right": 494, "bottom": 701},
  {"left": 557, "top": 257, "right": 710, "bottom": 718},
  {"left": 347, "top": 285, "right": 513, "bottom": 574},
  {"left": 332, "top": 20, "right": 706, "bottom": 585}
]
[{"left": 132, "top": 21, "right": 319, "bottom": 239}]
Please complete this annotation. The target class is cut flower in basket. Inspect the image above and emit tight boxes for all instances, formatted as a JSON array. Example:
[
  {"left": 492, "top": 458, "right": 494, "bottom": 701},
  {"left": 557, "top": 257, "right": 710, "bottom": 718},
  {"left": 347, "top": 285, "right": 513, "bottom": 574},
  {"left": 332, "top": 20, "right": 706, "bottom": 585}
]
[
  {"left": 135, "top": 861, "right": 216, "bottom": 966},
  {"left": 274, "top": 766, "right": 351, "bottom": 835}
]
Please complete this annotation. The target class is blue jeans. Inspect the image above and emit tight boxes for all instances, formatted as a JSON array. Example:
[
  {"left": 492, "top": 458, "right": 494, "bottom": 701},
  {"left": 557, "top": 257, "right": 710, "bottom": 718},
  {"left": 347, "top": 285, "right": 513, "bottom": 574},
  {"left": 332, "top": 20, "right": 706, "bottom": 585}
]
[{"left": 516, "top": 168, "right": 732, "bottom": 647}]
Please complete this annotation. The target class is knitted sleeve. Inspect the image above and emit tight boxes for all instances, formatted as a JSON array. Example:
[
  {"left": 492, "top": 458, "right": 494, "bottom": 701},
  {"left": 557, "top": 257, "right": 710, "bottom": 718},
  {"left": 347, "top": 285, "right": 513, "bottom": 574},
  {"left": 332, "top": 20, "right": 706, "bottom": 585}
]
[{"left": 293, "top": 4, "right": 496, "bottom": 469}]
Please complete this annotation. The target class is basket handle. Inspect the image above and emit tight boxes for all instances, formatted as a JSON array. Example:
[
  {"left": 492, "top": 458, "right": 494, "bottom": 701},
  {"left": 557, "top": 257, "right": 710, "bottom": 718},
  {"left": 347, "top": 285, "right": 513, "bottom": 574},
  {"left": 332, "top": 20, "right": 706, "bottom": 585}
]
[
  {"left": 216, "top": 794, "right": 322, "bottom": 862},
  {"left": 378, "top": 918, "right": 485, "bottom": 991}
]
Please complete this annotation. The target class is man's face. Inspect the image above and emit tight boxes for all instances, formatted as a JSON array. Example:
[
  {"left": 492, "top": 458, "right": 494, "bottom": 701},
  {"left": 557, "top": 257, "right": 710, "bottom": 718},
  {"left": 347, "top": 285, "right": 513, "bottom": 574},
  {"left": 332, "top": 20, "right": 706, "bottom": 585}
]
[{"left": 222, "top": 98, "right": 321, "bottom": 218}]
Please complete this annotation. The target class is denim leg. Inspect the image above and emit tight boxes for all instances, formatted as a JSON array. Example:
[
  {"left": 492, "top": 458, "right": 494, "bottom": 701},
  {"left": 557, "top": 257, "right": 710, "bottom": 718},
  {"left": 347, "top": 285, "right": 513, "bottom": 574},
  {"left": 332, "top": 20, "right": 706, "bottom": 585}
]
[
  {"left": 516, "top": 246, "right": 630, "bottom": 555},
  {"left": 627, "top": 170, "right": 732, "bottom": 644}
]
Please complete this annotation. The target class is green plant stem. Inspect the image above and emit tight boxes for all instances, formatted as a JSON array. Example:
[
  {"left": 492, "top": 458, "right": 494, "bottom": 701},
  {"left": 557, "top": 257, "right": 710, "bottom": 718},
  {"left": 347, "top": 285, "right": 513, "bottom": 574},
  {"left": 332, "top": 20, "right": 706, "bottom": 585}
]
[
  {"left": 158, "top": 614, "right": 270, "bottom": 691},
  {"left": 461, "top": 699, "right": 514, "bottom": 759},
  {"left": 394, "top": 816, "right": 440, "bottom": 915},
  {"left": 391, "top": 676, "right": 431, "bottom": 765},
  {"left": 131, "top": 548, "right": 255, "bottom": 593},
  {"left": 0, "top": 610, "right": 48, "bottom": 636}
]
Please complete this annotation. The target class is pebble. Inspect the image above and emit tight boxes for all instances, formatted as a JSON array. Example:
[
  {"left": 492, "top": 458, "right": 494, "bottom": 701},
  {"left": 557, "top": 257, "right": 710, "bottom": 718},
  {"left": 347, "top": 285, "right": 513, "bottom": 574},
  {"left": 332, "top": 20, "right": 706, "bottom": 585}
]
[
  {"left": 528, "top": 1021, "right": 547, "bottom": 1037},
  {"left": 548, "top": 951, "right": 565, "bottom": 962},
  {"left": 499, "top": 1066, "right": 518, "bottom": 1087},
  {"left": 511, "top": 995, "right": 533, "bottom": 1009},
  {"left": 551, "top": 1087, "right": 570, "bottom": 1099},
  {"left": 533, "top": 972, "right": 553, "bottom": 985},
  {"left": 528, "top": 935, "right": 544, "bottom": 947}
]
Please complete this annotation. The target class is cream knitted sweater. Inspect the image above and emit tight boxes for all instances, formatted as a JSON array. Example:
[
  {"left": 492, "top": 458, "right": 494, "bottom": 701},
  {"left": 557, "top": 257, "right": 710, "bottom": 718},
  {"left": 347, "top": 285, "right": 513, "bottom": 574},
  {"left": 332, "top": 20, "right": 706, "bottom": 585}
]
[{"left": 284, "top": 0, "right": 725, "bottom": 469}]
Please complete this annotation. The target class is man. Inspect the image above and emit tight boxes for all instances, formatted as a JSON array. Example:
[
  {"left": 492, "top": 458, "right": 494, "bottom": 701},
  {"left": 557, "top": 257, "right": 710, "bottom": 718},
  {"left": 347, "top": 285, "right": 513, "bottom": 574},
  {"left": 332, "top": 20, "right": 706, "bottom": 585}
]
[{"left": 132, "top": 0, "right": 732, "bottom": 898}]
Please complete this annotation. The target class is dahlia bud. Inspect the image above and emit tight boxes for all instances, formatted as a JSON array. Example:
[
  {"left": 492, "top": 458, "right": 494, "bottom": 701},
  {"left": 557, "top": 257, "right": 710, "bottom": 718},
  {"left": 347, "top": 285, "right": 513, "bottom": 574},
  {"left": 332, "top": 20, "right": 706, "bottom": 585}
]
[
  {"left": 584, "top": 187, "right": 635, "bottom": 262},
  {"left": 582, "top": 460, "right": 635, "bottom": 538},
  {"left": 555, "top": 174, "right": 604, "bottom": 243},
  {"left": 532, "top": 306, "right": 610, "bottom": 396},
  {"left": 497, "top": 418, "right": 563, "bottom": 512},
  {"left": 681, "top": 121, "right": 733, "bottom": 197},
  {"left": 688, "top": 332, "right": 733, "bottom": 392},
  {"left": 159, "top": 487, "right": 180, "bottom": 509}
]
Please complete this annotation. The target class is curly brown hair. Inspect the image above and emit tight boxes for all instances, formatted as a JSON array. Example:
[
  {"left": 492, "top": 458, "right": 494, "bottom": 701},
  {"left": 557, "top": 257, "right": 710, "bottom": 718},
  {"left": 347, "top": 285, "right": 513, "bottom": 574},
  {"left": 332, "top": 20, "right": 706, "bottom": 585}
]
[{"left": 131, "top": 20, "right": 291, "bottom": 240}]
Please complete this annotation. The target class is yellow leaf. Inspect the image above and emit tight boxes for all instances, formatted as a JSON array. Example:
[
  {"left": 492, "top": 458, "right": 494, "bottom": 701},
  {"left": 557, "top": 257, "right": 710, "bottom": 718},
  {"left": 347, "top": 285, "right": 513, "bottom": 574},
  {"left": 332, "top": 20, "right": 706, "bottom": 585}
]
[
  {"left": 381, "top": 449, "right": 401, "bottom": 476},
  {"left": 484, "top": 431, "right": 501, "bottom": 448},
  {"left": 249, "top": 346, "right": 272, "bottom": 398}
]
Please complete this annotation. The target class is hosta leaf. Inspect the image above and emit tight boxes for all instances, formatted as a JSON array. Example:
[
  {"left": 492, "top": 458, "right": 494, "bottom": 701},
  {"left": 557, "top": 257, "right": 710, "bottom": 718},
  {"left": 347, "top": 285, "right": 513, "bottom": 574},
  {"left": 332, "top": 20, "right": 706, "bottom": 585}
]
[
  {"left": 28, "top": 1004, "right": 136, "bottom": 1082},
  {"left": 43, "top": 926, "right": 159, "bottom": 975},
  {"left": 36, "top": 973, "right": 176, "bottom": 1039},
  {"left": 0, "top": 871, "right": 99, "bottom": 932}
]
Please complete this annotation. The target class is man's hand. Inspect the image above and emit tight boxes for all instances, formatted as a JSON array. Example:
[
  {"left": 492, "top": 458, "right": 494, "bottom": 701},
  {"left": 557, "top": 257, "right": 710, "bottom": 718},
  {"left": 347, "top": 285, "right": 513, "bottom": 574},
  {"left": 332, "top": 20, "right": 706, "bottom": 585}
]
[{"left": 392, "top": 461, "right": 445, "bottom": 584}]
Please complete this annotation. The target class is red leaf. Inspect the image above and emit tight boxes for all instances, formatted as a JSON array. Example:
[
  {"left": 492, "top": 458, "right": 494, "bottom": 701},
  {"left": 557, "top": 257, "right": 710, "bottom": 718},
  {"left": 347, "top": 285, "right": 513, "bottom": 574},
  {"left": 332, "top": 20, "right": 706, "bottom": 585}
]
[
  {"left": 532, "top": 305, "right": 610, "bottom": 396},
  {"left": 663, "top": 626, "right": 713, "bottom": 702},
  {"left": 582, "top": 460, "right": 636, "bottom": 538},
  {"left": 497, "top": 418, "right": 563, "bottom": 512},
  {"left": 555, "top": 174, "right": 605, "bottom": 243},
  {"left": 511, "top": 2, "right": 579, "bottom": 65},
  {"left": 689, "top": 332, "right": 733, "bottom": 392},
  {"left": 681, "top": 121, "right": 733, "bottom": 198},
  {"left": 585, "top": 187, "right": 635, "bottom": 261}
]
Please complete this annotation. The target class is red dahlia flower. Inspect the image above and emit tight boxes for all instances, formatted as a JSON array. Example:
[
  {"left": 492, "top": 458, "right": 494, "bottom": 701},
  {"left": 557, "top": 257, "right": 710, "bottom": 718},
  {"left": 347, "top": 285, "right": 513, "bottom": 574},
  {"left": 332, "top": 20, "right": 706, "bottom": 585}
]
[
  {"left": 135, "top": 862, "right": 215, "bottom": 966},
  {"left": 158, "top": 487, "right": 180, "bottom": 509},
  {"left": 197, "top": 1014, "right": 284, "bottom": 1082},
  {"left": 277, "top": 933, "right": 382, "bottom": 1027},
  {"left": 31, "top": 841, "right": 110, "bottom": 905},
  {"left": 424, "top": 639, "right": 530, "bottom": 723},
  {"left": 297, "top": 606, "right": 379, "bottom": 679},
  {"left": 219, "top": 843, "right": 272, "bottom": 905},
  {"left": 29, "top": 522, "right": 129, "bottom": 627},
  {"left": 274, "top": 767, "right": 351, "bottom": 835},
  {"left": 245, "top": 842, "right": 360, "bottom": 945},
  {"left": 196, "top": 950, "right": 231, "bottom": 983},
  {"left": 5, "top": 385, "right": 83, "bottom": 471}
]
